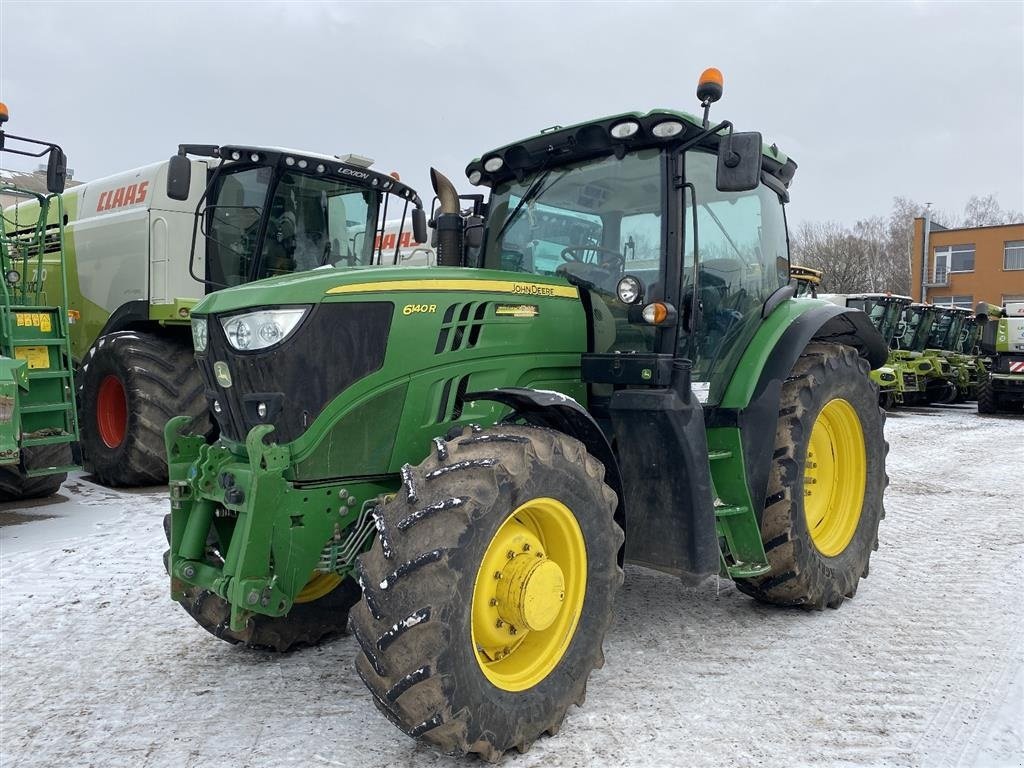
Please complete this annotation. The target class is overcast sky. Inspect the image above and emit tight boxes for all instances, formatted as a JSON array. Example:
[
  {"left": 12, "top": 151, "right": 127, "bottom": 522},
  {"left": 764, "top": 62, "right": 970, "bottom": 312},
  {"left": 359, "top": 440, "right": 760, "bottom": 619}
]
[{"left": 1, "top": 1, "right": 1021, "bottom": 226}]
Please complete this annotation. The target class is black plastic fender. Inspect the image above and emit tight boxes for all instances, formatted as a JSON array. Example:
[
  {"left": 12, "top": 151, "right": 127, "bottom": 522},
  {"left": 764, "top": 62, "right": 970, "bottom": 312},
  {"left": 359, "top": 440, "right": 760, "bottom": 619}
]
[
  {"left": 463, "top": 387, "right": 625, "bottom": 533},
  {"left": 707, "top": 304, "right": 888, "bottom": 525}
]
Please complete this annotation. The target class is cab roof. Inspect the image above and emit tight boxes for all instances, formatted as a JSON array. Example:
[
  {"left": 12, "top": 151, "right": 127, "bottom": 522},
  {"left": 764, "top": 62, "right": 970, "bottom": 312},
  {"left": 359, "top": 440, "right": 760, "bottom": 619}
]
[{"left": 465, "top": 109, "right": 796, "bottom": 192}]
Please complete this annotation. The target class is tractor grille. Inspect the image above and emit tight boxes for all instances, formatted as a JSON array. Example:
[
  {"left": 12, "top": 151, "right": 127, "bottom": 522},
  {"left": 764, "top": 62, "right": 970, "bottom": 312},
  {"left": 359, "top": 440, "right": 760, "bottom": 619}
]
[
  {"left": 434, "top": 302, "right": 490, "bottom": 354},
  {"left": 901, "top": 372, "right": 918, "bottom": 390},
  {"left": 197, "top": 302, "right": 393, "bottom": 443}
]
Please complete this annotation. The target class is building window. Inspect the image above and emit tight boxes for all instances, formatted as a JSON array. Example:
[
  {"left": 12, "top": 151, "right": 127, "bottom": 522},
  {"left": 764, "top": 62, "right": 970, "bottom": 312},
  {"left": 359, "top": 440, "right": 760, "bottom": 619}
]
[
  {"left": 933, "top": 244, "right": 975, "bottom": 283},
  {"left": 1005, "top": 241, "right": 1024, "bottom": 271},
  {"left": 932, "top": 295, "right": 974, "bottom": 308}
]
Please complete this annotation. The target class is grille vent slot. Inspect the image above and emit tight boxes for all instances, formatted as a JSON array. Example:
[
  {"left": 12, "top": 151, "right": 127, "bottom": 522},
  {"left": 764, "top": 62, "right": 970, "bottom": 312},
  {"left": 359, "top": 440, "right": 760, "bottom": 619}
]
[
  {"left": 435, "top": 302, "right": 489, "bottom": 354},
  {"left": 436, "top": 374, "right": 472, "bottom": 423}
]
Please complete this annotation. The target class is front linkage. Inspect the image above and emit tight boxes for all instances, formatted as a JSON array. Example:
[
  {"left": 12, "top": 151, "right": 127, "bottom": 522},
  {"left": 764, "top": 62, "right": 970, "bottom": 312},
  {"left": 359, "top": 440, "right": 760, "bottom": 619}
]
[{"left": 165, "top": 417, "right": 388, "bottom": 636}]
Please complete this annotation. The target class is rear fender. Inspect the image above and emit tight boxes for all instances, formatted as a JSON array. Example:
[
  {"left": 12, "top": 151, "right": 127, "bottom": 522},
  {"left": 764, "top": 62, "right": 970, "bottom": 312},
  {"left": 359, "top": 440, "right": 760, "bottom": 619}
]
[{"left": 709, "top": 303, "right": 887, "bottom": 525}]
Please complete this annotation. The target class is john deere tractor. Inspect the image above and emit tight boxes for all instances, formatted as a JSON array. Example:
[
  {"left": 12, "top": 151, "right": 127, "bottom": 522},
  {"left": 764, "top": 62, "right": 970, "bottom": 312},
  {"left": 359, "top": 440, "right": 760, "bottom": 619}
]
[
  {"left": 164, "top": 70, "right": 888, "bottom": 759},
  {"left": 0, "top": 104, "right": 80, "bottom": 500},
  {"left": 975, "top": 301, "right": 1024, "bottom": 413}
]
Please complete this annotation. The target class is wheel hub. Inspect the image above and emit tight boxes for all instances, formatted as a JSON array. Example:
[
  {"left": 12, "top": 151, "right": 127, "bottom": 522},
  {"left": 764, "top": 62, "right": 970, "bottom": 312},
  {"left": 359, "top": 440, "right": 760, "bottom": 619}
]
[
  {"left": 496, "top": 553, "right": 565, "bottom": 632},
  {"left": 471, "top": 497, "right": 587, "bottom": 692}
]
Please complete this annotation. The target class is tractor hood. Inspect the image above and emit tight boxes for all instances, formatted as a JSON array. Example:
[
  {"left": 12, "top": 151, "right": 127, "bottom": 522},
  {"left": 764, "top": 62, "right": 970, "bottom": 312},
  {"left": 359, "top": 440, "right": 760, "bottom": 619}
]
[{"left": 191, "top": 266, "right": 579, "bottom": 315}]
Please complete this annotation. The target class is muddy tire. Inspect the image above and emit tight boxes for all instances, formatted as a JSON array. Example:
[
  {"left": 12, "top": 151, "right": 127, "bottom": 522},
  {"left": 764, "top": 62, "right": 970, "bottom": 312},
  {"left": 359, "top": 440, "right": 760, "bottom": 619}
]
[
  {"left": 0, "top": 443, "right": 71, "bottom": 502},
  {"left": 734, "top": 342, "right": 887, "bottom": 610},
  {"left": 78, "top": 332, "right": 210, "bottom": 487},
  {"left": 350, "top": 425, "right": 623, "bottom": 761},
  {"left": 976, "top": 376, "right": 997, "bottom": 414},
  {"left": 162, "top": 514, "right": 360, "bottom": 651}
]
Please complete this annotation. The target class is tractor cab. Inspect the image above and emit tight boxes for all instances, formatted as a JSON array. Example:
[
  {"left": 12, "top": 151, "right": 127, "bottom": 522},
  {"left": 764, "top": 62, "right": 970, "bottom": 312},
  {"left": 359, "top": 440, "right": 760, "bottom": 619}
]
[
  {"left": 895, "top": 303, "right": 937, "bottom": 352},
  {"left": 165, "top": 146, "right": 428, "bottom": 290}
]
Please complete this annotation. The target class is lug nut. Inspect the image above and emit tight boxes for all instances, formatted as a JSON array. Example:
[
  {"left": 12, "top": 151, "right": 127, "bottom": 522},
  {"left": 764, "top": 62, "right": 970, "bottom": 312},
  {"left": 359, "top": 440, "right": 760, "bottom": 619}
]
[
  {"left": 495, "top": 619, "right": 504, "bottom": 628},
  {"left": 494, "top": 571, "right": 503, "bottom": 580},
  {"left": 182, "top": 565, "right": 196, "bottom": 579},
  {"left": 489, "top": 598, "right": 498, "bottom": 606},
  {"left": 522, "top": 543, "right": 531, "bottom": 552},
  {"left": 509, "top": 627, "right": 517, "bottom": 635},
  {"left": 506, "top": 550, "right": 516, "bottom": 559}
]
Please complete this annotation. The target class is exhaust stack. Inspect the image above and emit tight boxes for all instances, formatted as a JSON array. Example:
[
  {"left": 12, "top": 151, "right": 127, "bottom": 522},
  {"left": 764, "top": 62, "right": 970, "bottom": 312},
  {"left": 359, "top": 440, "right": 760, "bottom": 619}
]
[{"left": 430, "top": 168, "right": 464, "bottom": 267}]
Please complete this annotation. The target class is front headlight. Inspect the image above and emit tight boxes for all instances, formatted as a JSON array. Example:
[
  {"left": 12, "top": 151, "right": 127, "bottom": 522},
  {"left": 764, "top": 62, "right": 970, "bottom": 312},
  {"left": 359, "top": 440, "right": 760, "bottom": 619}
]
[
  {"left": 191, "top": 317, "right": 208, "bottom": 353},
  {"left": 220, "top": 308, "right": 308, "bottom": 352}
]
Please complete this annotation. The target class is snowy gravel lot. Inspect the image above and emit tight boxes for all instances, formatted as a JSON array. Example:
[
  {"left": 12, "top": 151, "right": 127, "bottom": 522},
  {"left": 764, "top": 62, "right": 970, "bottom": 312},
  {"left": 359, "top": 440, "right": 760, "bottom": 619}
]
[{"left": 1, "top": 406, "right": 1022, "bottom": 768}]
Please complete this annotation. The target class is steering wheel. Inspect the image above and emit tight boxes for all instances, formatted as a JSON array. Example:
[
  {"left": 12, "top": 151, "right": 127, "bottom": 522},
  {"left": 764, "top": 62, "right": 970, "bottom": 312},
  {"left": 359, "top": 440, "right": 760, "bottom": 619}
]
[{"left": 560, "top": 246, "right": 624, "bottom": 271}]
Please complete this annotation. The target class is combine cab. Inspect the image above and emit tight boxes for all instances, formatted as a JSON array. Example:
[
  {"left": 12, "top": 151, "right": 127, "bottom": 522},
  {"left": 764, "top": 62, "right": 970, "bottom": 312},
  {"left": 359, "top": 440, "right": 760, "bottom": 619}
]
[
  {"left": 0, "top": 104, "right": 79, "bottom": 500},
  {"left": 163, "top": 70, "right": 889, "bottom": 759},
  {"left": 891, "top": 303, "right": 957, "bottom": 405},
  {"left": 975, "top": 301, "right": 1024, "bottom": 413},
  {"left": 790, "top": 264, "right": 822, "bottom": 297}
]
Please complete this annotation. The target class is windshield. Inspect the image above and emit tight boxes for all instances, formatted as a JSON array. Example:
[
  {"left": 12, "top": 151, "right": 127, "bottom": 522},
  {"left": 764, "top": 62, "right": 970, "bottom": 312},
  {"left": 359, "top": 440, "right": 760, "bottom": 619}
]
[
  {"left": 204, "top": 165, "right": 412, "bottom": 287},
  {"left": 484, "top": 150, "right": 665, "bottom": 352},
  {"left": 896, "top": 307, "right": 934, "bottom": 351},
  {"left": 927, "top": 311, "right": 957, "bottom": 350}
]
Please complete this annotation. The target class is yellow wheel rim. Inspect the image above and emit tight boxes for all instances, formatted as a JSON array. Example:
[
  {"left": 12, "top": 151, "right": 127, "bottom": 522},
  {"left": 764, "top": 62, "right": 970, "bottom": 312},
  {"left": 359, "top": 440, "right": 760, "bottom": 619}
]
[
  {"left": 471, "top": 497, "right": 587, "bottom": 692},
  {"left": 804, "top": 398, "right": 867, "bottom": 557},
  {"left": 294, "top": 571, "right": 342, "bottom": 604}
]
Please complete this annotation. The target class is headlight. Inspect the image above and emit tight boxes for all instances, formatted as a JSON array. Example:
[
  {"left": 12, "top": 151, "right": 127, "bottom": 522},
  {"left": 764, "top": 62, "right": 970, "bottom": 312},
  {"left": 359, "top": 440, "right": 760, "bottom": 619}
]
[
  {"left": 610, "top": 120, "right": 640, "bottom": 139},
  {"left": 616, "top": 275, "right": 643, "bottom": 305},
  {"left": 220, "top": 308, "right": 307, "bottom": 352},
  {"left": 191, "top": 317, "right": 208, "bottom": 353}
]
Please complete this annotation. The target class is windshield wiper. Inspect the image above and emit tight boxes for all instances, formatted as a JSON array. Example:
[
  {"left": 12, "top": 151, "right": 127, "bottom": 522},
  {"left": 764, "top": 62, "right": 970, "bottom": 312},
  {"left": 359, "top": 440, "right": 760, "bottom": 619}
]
[{"left": 492, "top": 169, "right": 555, "bottom": 244}]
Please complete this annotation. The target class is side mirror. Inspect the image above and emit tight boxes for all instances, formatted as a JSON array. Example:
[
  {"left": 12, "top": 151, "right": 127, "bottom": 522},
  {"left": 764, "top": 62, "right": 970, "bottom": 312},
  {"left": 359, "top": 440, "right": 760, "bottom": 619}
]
[
  {"left": 412, "top": 207, "right": 428, "bottom": 244},
  {"left": 46, "top": 147, "right": 67, "bottom": 194},
  {"left": 716, "top": 131, "right": 763, "bottom": 192},
  {"left": 167, "top": 154, "right": 192, "bottom": 201}
]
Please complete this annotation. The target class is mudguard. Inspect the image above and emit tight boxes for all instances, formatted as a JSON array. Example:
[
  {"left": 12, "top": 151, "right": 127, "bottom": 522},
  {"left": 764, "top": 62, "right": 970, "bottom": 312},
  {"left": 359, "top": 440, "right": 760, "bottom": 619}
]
[
  {"left": 464, "top": 387, "right": 625, "bottom": 532},
  {"left": 709, "top": 304, "right": 888, "bottom": 525}
]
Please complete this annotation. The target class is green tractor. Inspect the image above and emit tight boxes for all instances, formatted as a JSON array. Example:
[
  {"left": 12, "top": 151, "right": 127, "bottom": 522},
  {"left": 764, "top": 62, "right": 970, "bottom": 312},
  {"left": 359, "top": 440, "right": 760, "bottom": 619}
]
[
  {"left": 0, "top": 104, "right": 80, "bottom": 500},
  {"left": 975, "top": 301, "right": 1024, "bottom": 413},
  {"left": 891, "top": 302, "right": 956, "bottom": 405},
  {"left": 164, "top": 71, "right": 889, "bottom": 759}
]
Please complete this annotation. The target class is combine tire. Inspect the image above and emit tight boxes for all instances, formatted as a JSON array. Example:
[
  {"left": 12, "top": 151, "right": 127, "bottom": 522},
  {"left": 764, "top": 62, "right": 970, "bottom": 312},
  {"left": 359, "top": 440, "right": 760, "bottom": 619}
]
[
  {"left": 78, "top": 332, "right": 210, "bottom": 487},
  {"left": 350, "top": 425, "right": 622, "bottom": 761},
  {"left": 734, "top": 342, "right": 887, "bottom": 610},
  {"left": 163, "top": 514, "right": 360, "bottom": 651},
  {"left": 976, "top": 376, "right": 997, "bottom": 414},
  {"left": 0, "top": 444, "right": 71, "bottom": 502}
]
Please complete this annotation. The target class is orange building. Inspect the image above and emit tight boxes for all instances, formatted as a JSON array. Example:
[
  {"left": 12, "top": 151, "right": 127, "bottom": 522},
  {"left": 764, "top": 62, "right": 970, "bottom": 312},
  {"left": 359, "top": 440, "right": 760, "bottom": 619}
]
[{"left": 911, "top": 219, "right": 1024, "bottom": 308}]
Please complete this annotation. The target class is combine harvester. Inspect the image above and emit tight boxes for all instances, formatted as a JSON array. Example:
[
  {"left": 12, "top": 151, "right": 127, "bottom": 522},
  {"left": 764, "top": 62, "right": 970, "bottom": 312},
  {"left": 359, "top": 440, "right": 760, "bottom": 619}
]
[
  {"left": 0, "top": 104, "right": 80, "bottom": 500},
  {"left": 975, "top": 300, "right": 1024, "bottom": 413},
  {"left": 6, "top": 145, "right": 427, "bottom": 485},
  {"left": 163, "top": 69, "right": 889, "bottom": 759},
  {"left": 891, "top": 303, "right": 956, "bottom": 405}
]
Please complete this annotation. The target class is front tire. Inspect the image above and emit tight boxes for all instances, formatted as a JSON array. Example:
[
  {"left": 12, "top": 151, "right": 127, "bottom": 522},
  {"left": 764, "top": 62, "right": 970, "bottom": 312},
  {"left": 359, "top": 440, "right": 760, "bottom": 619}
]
[
  {"left": 350, "top": 425, "right": 622, "bottom": 760},
  {"left": 78, "top": 332, "right": 210, "bottom": 486},
  {"left": 734, "top": 342, "right": 887, "bottom": 610}
]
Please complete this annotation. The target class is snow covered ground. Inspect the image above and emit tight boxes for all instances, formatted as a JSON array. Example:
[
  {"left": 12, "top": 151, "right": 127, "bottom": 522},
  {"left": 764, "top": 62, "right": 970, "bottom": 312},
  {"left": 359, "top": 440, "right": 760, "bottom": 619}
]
[{"left": 1, "top": 405, "right": 1021, "bottom": 768}]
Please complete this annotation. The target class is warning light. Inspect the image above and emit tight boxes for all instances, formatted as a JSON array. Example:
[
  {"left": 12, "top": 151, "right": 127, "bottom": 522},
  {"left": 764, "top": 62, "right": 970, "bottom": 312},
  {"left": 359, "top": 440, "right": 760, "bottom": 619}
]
[
  {"left": 389, "top": 171, "right": 401, "bottom": 181},
  {"left": 0, "top": 102, "right": 9, "bottom": 124},
  {"left": 697, "top": 68, "right": 724, "bottom": 104}
]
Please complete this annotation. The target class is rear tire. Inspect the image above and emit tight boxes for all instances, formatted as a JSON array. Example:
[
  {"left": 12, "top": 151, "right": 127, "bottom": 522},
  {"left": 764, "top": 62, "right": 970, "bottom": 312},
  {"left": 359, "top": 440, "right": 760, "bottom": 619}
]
[
  {"left": 163, "top": 514, "right": 360, "bottom": 651},
  {"left": 78, "top": 332, "right": 210, "bottom": 487},
  {"left": 350, "top": 425, "right": 622, "bottom": 760},
  {"left": 0, "top": 443, "right": 71, "bottom": 502},
  {"left": 734, "top": 342, "right": 887, "bottom": 610},
  {"left": 976, "top": 376, "right": 997, "bottom": 414}
]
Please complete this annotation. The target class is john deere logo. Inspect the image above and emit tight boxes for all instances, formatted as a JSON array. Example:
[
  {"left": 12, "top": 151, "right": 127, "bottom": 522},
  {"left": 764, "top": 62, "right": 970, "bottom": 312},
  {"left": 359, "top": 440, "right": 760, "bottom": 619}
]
[{"left": 214, "top": 361, "right": 232, "bottom": 388}]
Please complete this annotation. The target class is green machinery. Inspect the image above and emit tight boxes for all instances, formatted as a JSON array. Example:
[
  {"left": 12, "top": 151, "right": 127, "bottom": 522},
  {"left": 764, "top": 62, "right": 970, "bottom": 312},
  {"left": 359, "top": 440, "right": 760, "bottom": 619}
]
[
  {"left": 820, "top": 293, "right": 914, "bottom": 408},
  {"left": 975, "top": 300, "right": 1024, "bottom": 413},
  {"left": 0, "top": 105, "right": 80, "bottom": 500},
  {"left": 891, "top": 302, "right": 957, "bottom": 405},
  {"left": 924, "top": 306, "right": 976, "bottom": 402},
  {"left": 164, "top": 70, "right": 889, "bottom": 758}
]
